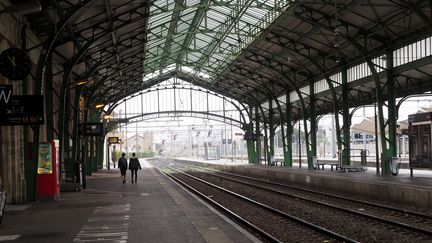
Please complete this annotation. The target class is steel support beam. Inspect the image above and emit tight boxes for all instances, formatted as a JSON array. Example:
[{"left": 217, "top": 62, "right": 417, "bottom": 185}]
[
  {"left": 245, "top": 105, "right": 256, "bottom": 164},
  {"left": 309, "top": 82, "right": 317, "bottom": 169},
  {"left": 244, "top": 40, "right": 344, "bottom": 156},
  {"left": 255, "top": 106, "right": 261, "bottom": 164},
  {"left": 21, "top": 26, "right": 36, "bottom": 202},
  {"left": 176, "top": 0, "right": 210, "bottom": 64},
  {"left": 385, "top": 51, "right": 397, "bottom": 175},
  {"left": 284, "top": 92, "right": 293, "bottom": 166},
  {"left": 45, "top": 53, "right": 54, "bottom": 142},
  {"left": 90, "top": 136, "right": 96, "bottom": 172},
  {"left": 268, "top": 99, "right": 275, "bottom": 165},
  {"left": 71, "top": 87, "right": 82, "bottom": 179},
  {"left": 341, "top": 67, "right": 351, "bottom": 165}
]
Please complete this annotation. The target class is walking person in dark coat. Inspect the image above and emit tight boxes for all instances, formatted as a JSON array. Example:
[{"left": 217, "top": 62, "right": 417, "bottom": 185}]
[
  {"left": 118, "top": 153, "right": 128, "bottom": 184},
  {"left": 129, "top": 153, "right": 141, "bottom": 183}
]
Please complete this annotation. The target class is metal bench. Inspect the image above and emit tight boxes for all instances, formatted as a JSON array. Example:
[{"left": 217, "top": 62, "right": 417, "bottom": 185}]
[
  {"left": 316, "top": 160, "right": 339, "bottom": 171},
  {"left": 340, "top": 164, "right": 366, "bottom": 172}
]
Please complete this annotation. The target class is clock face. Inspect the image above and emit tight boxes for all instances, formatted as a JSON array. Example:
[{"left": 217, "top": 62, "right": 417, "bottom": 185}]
[{"left": 0, "top": 48, "right": 32, "bottom": 80}]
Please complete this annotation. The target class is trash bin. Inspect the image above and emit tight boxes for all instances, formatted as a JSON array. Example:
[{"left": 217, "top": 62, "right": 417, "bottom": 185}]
[
  {"left": 312, "top": 156, "right": 317, "bottom": 169},
  {"left": 0, "top": 189, "right": 6, "bottom": 224},
  {"left": 390, "top": 157, "right": 400, "bottom": 176}
]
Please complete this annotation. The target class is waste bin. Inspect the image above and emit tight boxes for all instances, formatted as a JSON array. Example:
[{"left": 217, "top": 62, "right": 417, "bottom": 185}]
[
  {"left": 390, "top": 157, "right": 401, "bottom": 176},
  {"left": 0, "top": 189, "right": 6, "bottom": 224},
  {"left": 312, "top": 156, "right": 317, "bottom": 169}
]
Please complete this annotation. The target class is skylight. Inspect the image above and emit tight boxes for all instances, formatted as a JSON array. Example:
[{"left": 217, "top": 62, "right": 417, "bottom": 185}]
[{"left": 143, "top": 0, "right": 292, "bottom": 83}]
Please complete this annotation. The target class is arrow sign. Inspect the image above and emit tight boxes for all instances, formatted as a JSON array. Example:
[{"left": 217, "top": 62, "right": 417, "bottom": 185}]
[{"left": 0, "top": 85, "right": 12, "bottom": 105}]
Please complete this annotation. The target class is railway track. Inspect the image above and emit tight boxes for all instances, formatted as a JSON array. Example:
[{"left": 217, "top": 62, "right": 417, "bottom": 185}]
[
  {"left": 156, "top": 163, "right": 357, "bottom": 243},
  {"left": 167, "top": 161, "right": 432, "bottom": 242}
]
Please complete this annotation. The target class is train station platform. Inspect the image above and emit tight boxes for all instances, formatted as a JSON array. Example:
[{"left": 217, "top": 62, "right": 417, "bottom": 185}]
[
  {"left": 174, "top": 157, "right": 432, "bottom": 210},
  {"left": 0, "top": 160, "right": 259, "bottom": 243}
]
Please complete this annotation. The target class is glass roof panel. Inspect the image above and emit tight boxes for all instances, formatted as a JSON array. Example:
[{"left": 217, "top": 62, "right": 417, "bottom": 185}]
[{"left": 143, "top": 0, "right": 292, "bottom": 83}]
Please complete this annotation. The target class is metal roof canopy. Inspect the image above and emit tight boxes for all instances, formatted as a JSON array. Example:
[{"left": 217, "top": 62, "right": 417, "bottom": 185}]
[{"left": 21, "top": 0, "right": 432, "bottom": 121}]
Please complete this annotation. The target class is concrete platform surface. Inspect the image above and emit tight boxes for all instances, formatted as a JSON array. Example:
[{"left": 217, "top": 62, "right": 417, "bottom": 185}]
[{"left": 0, "top": 160, "right": 259, "bottom": 243}]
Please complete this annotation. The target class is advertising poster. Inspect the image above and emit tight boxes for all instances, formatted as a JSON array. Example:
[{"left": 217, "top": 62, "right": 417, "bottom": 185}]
[{"left": 38, "top": 143, "right": 53, "bottom": 174}]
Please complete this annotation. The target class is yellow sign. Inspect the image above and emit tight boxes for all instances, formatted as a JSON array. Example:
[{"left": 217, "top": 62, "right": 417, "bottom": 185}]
[
  {"left": 108, "top": 137, "right": 120, "bottom": 144},
  {"left": 38, "top": 143, "right": 52, "bottom": 174}
]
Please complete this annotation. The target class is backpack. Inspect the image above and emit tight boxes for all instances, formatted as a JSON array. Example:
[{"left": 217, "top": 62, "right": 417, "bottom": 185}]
[{"left": 119, "top": 157, "right": 127, "bottom": 169}]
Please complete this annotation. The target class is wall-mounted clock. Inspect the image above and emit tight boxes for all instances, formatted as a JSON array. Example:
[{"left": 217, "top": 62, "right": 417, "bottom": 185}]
[{"left": 0, "top": 48, "right": 32, "bottom": 80}]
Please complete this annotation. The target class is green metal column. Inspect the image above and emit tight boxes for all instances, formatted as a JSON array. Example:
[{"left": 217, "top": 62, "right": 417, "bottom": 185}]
[
  {"left": 255, "top": 106, "right": 261, "bottom": 165},
  {"left": 262, "top": 116, "right": 269, "bottom": 165},
  {"left": 85, "top": 138, "right": 92, "bottom": 176},
  {"left": 95, "top": 137, "right": 100, "bottom": 169},
  {"left": 385, "top": 51, "right": 397, "bottom": 175},
  {"left": 95, "top": 138, "right": 98, "bottom": 171},
  {"left": 278, "top": 95, "right": 288, "bottom": 166},
  {"left": 309, "top": 83, "right": 317, "bottom": 166},
  {"left": 341, "top": 67, "right": 351, "bottom": 165},
  {"left": 91, "top": 136, "right": 97, "bottom": 172},
  {"left": 246, "top": 122, "right": 256, "bottom": 164},
  {"left": 64, "top": 90, "right": 73, "bottom": 179},
  {"left": 71, "top": 88, "right": 82, "bottom": 170},
  {"left": 268, "top": 99, "right": 275, "bottom": 165},
  {"left": 83, "top": 104, "right": 91, "bottom": 177},
  {"left": 247, "top": 106, "right": 257, "bottom": 164},
  {"left": 21, "top": 26, "right": 36, "bottom": 201},
  {"left": 284, "top": 93, "right": 293, "bottom": 166},
  {"left": 279, "top": 116, "right": 288, "bottom": 165},
  {"left": 98, "top": 138, "right": 105, "bottom": 169},
  {"left": 45, "top": 56, "right": 54, "bottom": 142},
  {"left": 325, "top": 76, "right": 343, "bottom": 157},
  {"left": 299, "top": 101, "right": 312, "bottom": 169}
]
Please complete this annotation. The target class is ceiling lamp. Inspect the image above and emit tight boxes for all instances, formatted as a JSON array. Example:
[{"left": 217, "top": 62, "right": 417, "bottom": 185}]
[{"left": 95, "top": 103, "right": 105, "bottom": 109}]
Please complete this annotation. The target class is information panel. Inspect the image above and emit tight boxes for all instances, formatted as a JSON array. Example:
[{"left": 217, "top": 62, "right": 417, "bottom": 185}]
[
  {"left": 80, "top": 122, "right": 104, "bottom": 136},
  {"left": 108, "top": 137, "right": 120, "bottom": 144},
  {"left": 0, "top": 95, "right": 44, "bottom": 125}
]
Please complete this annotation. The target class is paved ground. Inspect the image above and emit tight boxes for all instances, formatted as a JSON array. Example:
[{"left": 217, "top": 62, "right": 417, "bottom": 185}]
[{"left": 0, "top": 160, "right": 259, "bottom": 243}]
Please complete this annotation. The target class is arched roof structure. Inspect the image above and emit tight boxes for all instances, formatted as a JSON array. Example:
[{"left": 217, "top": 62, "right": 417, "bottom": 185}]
[{"left": 20, "top": 0, "right": 432, "bottom": 121}]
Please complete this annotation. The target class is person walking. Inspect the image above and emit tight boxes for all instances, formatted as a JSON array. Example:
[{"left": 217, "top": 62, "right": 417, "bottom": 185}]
[
  {"left": 129, "top": 153, "right": 141, "bottom": 183},
  {"left": 118, "top": 153, "right": 128, "bottom": 184}
]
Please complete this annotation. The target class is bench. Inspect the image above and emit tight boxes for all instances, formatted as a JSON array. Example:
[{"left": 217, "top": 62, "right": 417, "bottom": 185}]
[
  {"left": 316, "top": 160, "right": 339, "bottom": 171},
  {"left": 271, "top": 161, "right": 285, "bottom": 166},
  {"left": 339, "top": 164, "right": 366, "bottom": 172}
]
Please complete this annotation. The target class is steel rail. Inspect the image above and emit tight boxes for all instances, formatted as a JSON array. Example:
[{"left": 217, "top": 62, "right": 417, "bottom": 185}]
[
  {"left": 213, "top": 169, "right": 432, "bottom": 220},
  {"left": 160, "top": 163, "right": 358, "bottom": 243},
  {"left": 180, "top": 164, "right": 432, "bottom": 237},
  {"left": 156, "top": 166, "right": 282, "bottom": 243}
]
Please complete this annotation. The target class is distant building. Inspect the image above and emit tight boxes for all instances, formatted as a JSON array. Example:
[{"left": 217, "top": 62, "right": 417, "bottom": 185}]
[
  {"left": 142, "top": 132, "right": 154, "bottom": 152},
  {"left": 123, "top": 134, "right": 153, "bottom": 152}
]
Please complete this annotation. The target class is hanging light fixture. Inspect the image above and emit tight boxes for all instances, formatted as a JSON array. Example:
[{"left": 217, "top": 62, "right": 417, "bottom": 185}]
[{"left": 95, "top": 103, "right": 105, "bottom": 109}]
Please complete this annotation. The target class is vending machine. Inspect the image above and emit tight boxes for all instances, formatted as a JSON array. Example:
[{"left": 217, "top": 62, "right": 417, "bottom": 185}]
[{"left": 37, "top": 141, "right": 60, "bottom": 200}]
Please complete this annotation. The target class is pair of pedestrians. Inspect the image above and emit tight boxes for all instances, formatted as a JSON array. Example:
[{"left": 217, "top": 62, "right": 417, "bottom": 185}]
[{"left": 117, "top": 153, "right": 142, "bottom": 184}]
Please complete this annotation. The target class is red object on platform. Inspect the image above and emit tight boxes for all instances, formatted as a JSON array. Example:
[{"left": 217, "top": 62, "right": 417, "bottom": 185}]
[{"left": 37, "top": 141, "right": 59, "bottom": 200}]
